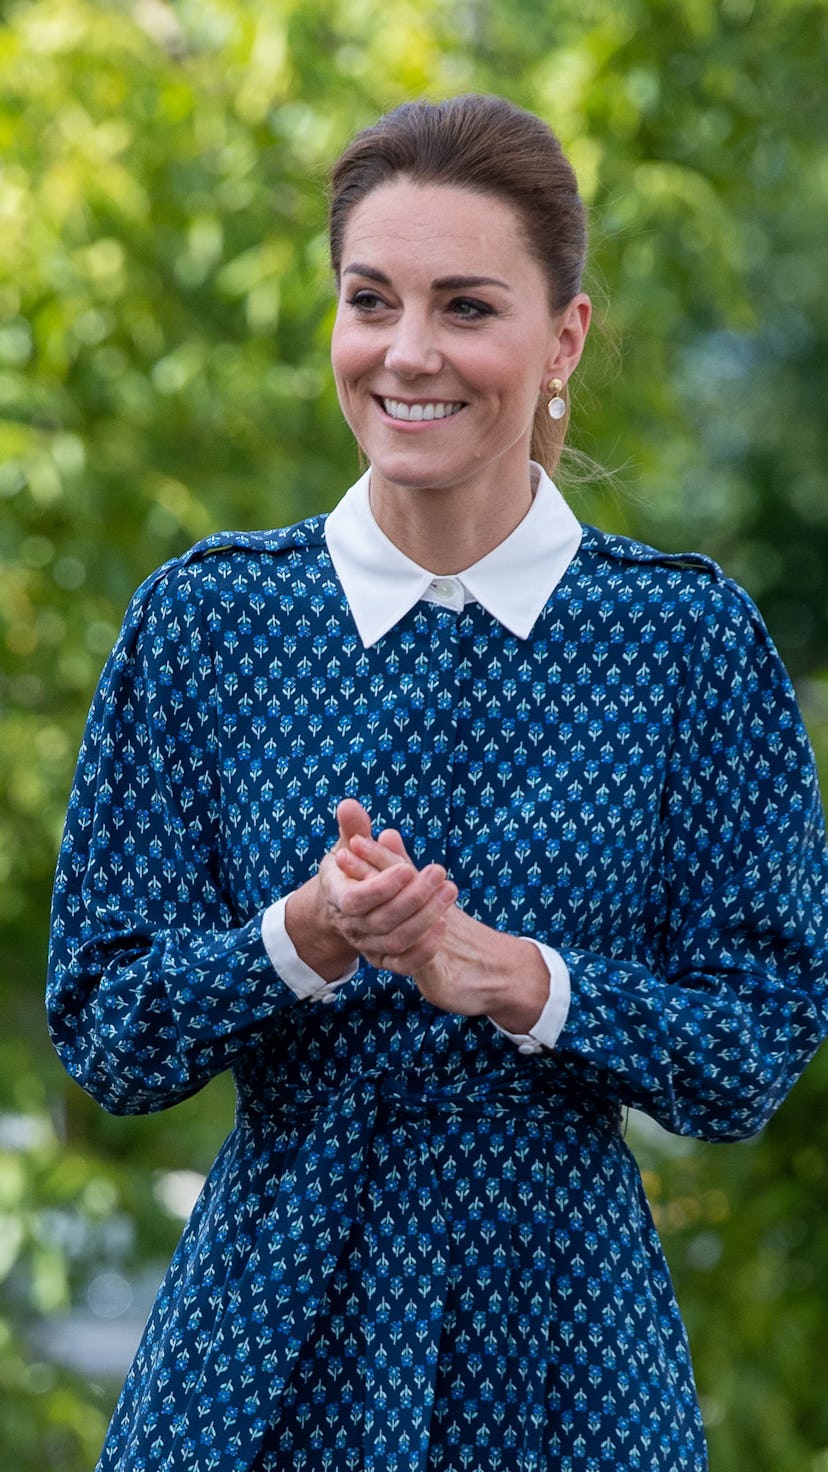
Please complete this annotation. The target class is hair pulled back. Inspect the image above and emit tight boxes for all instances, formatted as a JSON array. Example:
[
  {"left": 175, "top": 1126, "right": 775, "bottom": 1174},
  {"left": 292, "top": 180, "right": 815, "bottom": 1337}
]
[{"left": 328, "top": 94, "right": 588, "bottom": 474}]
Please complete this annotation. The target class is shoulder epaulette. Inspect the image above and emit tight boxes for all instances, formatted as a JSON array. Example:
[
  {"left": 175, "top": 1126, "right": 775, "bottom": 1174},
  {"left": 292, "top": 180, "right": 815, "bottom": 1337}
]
[
  {"left": 174, "top": 515, "right": 328, "bottom": 566},
  {"left": 118, "top": 516, "right": 329, "bottom": 640},
  {"left": 579, "top": 523, "right": 726, "bottom": 582}
]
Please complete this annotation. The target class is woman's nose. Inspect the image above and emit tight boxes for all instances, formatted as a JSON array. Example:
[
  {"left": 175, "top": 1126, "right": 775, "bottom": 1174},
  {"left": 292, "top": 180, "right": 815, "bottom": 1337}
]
[{"left": 383, "top": 312, "right": 441, "bottom": 377}]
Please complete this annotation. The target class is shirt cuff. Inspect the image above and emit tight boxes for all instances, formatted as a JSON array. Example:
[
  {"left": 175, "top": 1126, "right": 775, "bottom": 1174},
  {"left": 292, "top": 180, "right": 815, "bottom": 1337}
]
[
  {"left": 261, "top": 896, "right": 358, "bottom": 1002},
  {"left": 491, "top": 940, "right": 571, "bottom": 1055}
]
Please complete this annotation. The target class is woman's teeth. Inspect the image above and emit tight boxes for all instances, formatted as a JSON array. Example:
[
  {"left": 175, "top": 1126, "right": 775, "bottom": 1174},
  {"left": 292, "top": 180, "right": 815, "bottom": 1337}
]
[{"left": 382, "top": 399, "right": 464, "bottom": 422}]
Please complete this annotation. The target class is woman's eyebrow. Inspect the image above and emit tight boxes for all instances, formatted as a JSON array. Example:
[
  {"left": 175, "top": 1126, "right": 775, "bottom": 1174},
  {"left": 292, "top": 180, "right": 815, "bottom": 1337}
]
[
  {"left": 433, "top": 274, "right": 512, "bottom": 292},
  {"left": 343, "top": 263, "right": 512, "bottom": 292},
  {"left": 343, "top": 263, "right": 391, "bottom": 283}
]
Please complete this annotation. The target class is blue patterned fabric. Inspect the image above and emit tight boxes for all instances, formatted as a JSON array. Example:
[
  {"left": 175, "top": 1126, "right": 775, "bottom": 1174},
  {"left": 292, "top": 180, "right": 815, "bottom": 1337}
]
[{"left": 47, "top": 514, "right": 828, "bottom": 1471}]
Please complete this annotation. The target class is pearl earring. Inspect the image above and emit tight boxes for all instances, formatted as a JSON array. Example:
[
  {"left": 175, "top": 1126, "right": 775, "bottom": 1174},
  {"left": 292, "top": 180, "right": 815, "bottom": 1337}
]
[{"left": 547, "top": 378, "right": 566, "bottom": 420}]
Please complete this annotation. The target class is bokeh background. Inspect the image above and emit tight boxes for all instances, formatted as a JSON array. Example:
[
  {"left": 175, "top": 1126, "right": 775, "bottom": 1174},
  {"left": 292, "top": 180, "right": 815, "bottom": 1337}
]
[{"left": 1, "top": 0, "right": 827, "bottom": 1466}]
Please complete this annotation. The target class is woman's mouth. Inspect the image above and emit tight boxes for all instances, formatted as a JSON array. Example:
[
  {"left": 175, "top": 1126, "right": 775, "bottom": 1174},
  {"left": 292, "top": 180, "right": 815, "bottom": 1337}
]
[{"left": 379, "top": 398, "right": 465, "bottom": 422}]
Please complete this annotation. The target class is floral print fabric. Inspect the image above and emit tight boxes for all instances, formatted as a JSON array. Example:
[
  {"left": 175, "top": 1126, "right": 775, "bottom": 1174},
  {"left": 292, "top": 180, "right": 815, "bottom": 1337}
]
[{"left": 48, "top": 516, "right": 828, "bottom": 1470}]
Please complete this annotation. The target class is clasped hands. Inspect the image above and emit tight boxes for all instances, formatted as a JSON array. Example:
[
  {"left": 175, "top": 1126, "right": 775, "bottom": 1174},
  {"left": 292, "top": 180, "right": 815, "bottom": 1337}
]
[{"left": 284, "top": 799, "right": 549, "bottom": 1035}]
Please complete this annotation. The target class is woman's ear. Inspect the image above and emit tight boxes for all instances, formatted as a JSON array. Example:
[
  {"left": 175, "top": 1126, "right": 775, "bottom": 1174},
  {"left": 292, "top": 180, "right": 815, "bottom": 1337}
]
[{"left": 544, "top": 292, "right": 592, "bottom": 385}]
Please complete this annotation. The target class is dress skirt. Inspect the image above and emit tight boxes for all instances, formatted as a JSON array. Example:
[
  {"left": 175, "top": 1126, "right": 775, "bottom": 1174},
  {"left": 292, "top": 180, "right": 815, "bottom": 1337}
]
[{"left": 97, "top": 1051, "right": 707, "bottom": 1472}]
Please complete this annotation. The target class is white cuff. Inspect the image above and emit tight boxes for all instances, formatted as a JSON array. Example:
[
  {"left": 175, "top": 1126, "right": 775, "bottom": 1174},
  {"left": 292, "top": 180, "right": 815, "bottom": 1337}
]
[
  {"left": 491, "top": 940, "right": 571, "bottom": 1056},
  {"left": 261, "top": 896, "right": 358, "bottom": 1001}
]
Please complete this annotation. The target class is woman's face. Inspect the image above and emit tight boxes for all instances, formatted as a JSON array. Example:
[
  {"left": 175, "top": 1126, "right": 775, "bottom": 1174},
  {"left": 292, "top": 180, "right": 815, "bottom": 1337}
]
[{"left": 331, "top": 178, "right": 589, "bottom": 512}]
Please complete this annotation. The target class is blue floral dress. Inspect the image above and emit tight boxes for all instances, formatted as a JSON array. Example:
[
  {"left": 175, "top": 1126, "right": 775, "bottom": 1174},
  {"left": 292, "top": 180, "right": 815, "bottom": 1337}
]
[{"left": 47, "top": 514, "right": 828, "bottom": 1472}]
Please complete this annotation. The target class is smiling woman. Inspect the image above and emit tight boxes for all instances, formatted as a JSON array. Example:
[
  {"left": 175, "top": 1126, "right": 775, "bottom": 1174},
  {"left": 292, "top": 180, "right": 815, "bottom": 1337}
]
[
  {"left": 329, "top": 180, "right": 590, "bottom": 569},
  {"left": 47, "top": 94, "right": 828, "bottom": 1472}
]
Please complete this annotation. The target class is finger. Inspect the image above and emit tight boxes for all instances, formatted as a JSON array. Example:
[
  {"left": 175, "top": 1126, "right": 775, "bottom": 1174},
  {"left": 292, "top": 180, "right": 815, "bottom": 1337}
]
[
  {"left": 338, "top": 876, "right": 456, "bottom": 958},
  {"left": 336, "top": 862, "right": 451, "bottom": 930},
  {"left": 334, "top": 848, "right": 375, "bottom": 880},
  {"left": 335, "top": 843, "right": 421, "bottom": 889},
  {"left": 376, "top": 828, "right": 410, "bottom": 862},
  {"left": 366, "top": 881, "right": 457, "bottom": 956},
  {"left": 353, "top": 870, "right": 456, "bottom": 936},
  {"left": 349, "top": 832, "right": 409, "bottom": 872},
  {"left": 334, "top": 860, "right": 415, "bottom": 916},
  {"left": 335, "top": 799, "right": 372, "bottom": 850},
  {"left": 318, "top": 846, "right": 398, "bottom": 910}
]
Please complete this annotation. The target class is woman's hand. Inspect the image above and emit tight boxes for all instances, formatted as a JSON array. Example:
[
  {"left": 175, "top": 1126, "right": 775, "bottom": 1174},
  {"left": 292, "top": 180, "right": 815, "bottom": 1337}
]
[
  {"left": 342, "top": 826, "right": 550, "bottom": 1034},
  {"left": 284, "top": 800, "right": 457, "bottom": 981}
]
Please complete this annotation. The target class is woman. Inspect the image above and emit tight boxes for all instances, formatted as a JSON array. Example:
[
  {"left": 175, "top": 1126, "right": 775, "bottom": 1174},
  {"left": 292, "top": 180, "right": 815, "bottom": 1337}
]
[{"left": 48, "top": 95, "right": 828, "bottom": 1472}]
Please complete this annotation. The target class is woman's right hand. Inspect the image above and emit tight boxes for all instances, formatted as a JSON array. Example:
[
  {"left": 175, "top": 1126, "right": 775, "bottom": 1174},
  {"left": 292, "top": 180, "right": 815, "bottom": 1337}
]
[{"left": 284, "top": 799, "right": 458, "bottom": 980}]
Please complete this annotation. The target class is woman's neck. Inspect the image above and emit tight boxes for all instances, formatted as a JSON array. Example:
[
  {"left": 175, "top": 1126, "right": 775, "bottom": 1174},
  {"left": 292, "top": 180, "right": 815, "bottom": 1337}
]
[{"left": 368, "top": 466, "right": 535, "bottom": 575}]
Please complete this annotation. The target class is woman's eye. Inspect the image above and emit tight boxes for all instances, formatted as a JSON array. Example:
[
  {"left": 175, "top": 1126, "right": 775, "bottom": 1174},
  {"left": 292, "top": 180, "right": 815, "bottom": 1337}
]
[
  {"left": 345, "top": 290, "right": 386, "bottom": 313},
  {"left": 449, "top": 298, "right": 495, "bottom": 321}
]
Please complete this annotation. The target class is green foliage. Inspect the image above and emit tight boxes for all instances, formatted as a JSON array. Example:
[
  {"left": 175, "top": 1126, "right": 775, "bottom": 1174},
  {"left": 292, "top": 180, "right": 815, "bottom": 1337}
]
[{"left": 1, "top": 0, "right": 826, "bottom": 1466}]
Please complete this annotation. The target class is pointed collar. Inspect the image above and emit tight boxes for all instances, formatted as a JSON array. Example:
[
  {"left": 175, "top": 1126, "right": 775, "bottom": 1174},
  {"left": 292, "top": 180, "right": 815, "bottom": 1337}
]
[{"left": 323, "top": 461, "right": 582, "bottom": 647}]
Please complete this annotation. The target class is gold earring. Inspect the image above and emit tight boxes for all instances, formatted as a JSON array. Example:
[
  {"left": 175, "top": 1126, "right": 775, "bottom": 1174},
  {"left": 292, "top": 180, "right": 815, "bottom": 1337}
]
[{"left": 547, "top": 378, "right": 566, "bottom": 420}]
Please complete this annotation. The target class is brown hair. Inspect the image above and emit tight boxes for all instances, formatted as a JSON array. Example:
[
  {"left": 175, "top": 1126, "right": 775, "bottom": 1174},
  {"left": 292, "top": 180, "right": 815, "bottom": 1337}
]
[{"left": 328, "top": 94, "right": 587, "bottom": 475}]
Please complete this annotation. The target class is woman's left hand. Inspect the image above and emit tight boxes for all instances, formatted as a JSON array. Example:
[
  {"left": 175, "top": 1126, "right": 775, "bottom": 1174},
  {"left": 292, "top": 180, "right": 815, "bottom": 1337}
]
[{"left": 339, "top": 827, "right": 550, "bottom": 1035}]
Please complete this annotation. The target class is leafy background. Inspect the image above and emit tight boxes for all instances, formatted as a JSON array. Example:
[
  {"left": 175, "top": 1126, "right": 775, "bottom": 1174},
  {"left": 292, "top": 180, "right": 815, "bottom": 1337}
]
[{"left": 1, "top": 0, "right": 827, "bottom": 1466}]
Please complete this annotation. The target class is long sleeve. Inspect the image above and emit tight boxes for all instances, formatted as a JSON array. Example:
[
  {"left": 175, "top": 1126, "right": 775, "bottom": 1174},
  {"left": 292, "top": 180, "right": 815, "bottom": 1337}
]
[
  {"left": 554, "top": 578, "right": 828, "bottom": 1141},
  {"left": 47, "top": 559, "right": 301, "bottom": 1115}
]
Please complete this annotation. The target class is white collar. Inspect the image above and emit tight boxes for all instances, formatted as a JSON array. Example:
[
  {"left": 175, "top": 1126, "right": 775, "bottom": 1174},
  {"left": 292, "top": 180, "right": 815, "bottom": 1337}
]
[{"left": 324, "top": 461, "right": 582, "bottom": 648}]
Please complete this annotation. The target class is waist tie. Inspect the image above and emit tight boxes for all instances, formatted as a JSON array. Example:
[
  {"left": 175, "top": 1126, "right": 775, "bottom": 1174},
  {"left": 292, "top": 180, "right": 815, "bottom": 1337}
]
[{"left": 161, "top": 1069, "right": 619, "bottom": 1471}]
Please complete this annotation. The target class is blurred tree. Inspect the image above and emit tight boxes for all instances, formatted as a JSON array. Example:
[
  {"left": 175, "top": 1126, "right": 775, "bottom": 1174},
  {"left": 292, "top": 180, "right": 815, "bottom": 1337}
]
[{"left": 0, "top": 0, "right": 826, "bottom": 1466}]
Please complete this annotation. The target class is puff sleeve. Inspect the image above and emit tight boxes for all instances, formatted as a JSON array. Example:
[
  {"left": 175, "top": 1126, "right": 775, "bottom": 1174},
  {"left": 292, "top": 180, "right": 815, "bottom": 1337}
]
[
  {"left": 554, "top": 579, "right": 828, "bottom": 1141},
  {"left": 47, "top": 560, "right": 298, "bottom": 1115}
]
